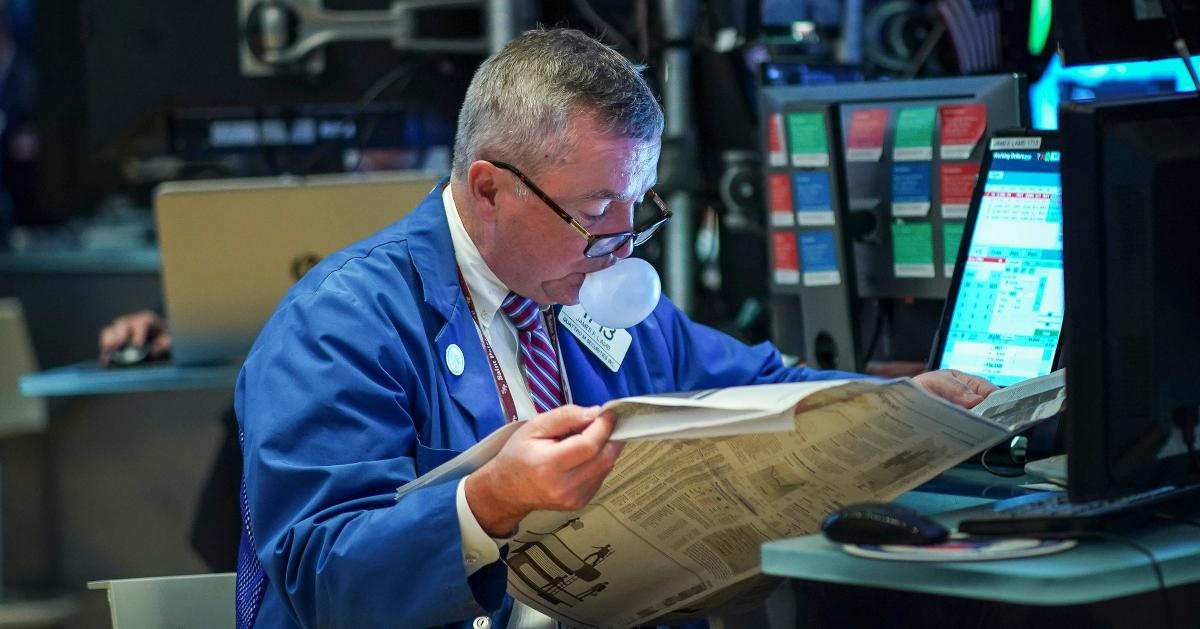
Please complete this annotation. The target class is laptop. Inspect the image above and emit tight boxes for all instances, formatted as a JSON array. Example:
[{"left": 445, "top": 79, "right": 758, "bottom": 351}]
[
  {"left": 929, "top": 130, "right": 1064, "bottom": 387},
  {"left": 155, "top": 171, "right": 441, "bottom": 366}
]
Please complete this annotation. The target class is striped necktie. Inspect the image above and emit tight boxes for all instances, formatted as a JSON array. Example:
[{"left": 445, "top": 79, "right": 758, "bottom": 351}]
[{"left": 500, "top": 293, "right": 565, "bottom": 413}]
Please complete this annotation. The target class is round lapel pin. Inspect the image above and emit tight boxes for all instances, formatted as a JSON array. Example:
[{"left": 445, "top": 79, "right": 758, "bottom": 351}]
[{"left": 446, "top": 344, "right": 465, "bottom": 376}]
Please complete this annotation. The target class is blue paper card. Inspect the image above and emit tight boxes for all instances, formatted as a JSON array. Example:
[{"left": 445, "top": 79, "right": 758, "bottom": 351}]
[
  {"left": 891, "top": 162, "right": 932, "bottom": 217},
  {"left": 792, "top": 171, "right": 835, "bottom": 226},
  {"left": 799, "top": 231, "right": 842, "bottom": 286}
]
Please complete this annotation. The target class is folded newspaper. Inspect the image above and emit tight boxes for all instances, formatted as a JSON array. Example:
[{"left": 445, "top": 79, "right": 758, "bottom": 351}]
[{"left": 396, "top": 370, "right": 1066, "bottom": 628}]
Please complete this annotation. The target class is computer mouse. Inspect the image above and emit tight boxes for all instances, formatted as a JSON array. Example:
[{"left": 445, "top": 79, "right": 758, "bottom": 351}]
[
  {"left": 109, "top": 342, "right": 150, "bottom": 367},
  {"left": 821, "top": 502, "right": 949, "bottom": 545}
]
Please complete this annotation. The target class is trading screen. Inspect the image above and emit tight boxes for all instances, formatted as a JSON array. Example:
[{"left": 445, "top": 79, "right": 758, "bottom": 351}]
[{"left": 939, "top": 149, "right": 1064, "bottom": 386}]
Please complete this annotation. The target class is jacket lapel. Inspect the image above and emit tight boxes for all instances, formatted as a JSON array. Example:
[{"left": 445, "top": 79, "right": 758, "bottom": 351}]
[
  {"left": 434, "top": 304, "right": 508, "bottom": 442},
  {"left": 405, "top": 180, "right": 507, "bottom": 442}
]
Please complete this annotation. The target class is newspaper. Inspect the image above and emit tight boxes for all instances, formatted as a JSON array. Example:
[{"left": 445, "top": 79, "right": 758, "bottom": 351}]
[{"left": 396, "top": 369, "right": 1065, "bottom": 628}]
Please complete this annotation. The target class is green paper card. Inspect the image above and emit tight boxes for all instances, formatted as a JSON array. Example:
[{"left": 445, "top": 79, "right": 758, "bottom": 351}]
[
  {"left": 892, "top": 220, "right": 935, "bottom": 278},
  {"left": 943, "top": 222, "right": 965, "bottom": 277},
  {"left": 786, "top": 111, "right": 830, "bottom": 168},
  {"left": 893, "top": 107, "right": 936, "bottom": 162}
]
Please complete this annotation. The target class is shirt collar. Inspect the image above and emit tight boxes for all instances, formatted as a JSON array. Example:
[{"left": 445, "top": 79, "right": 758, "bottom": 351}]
[{"left": 443, "top": 183, "right": 510, "bottom": 329}]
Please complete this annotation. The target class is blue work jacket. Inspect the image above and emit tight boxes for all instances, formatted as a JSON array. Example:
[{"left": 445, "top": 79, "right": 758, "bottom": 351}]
[{"left": 236, "top": 180, "right": 860, "bottom": 629}]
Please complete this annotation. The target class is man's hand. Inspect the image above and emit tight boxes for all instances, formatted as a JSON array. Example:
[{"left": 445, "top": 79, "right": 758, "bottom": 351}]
[
  {"left": 912, "top": 369, "right": 998, "bottom": 409},
  {"left": 464, "top": 405, "right": 624, "bottom": 537},
  {"left": 98, "top": 310, "right": 172, "bottom": 367}
]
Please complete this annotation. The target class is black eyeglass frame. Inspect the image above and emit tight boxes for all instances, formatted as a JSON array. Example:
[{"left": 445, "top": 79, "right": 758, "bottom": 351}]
[{"left": 487, "top": 160, "right": 672, "bottom": 258}]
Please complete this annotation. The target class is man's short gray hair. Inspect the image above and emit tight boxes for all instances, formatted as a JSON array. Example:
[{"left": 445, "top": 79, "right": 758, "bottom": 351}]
[{"left": 451, "top": 28, "right": 664, "bottom": 181}]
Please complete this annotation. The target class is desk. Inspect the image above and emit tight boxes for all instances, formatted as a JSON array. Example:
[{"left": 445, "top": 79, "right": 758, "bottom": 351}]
[
  {"left": 763, "top": 509, "right": 1200, "bottom": 605},
  {"left": 88, "top": 573, "right": 233, "bottom": 629},
  {"left": 0, "top": 249, "right": 160, "bottom": 275},
  {"left": 762, "top": 481, "right": 1200, "bottom": 627},
  {"left": 19, "top": 361, "right": 241, "bottom": 397},
  {"left": 3, "top": 248, "right": 236, "bottom": 629}
]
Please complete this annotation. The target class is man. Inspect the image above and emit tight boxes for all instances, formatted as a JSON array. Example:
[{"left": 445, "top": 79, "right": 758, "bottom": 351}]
[{"left": 236, "top": 28, "right": 996, "bottom": 629}]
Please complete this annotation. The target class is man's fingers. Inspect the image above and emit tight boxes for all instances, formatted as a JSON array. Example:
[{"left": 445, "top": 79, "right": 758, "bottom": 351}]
[
  {"left": 149, "top": 333, "right": 173, "bottom": 358},
  {"left": 99, "top": 327, "right": 120, "bottom": 353},
  {"left": 553, "top": 442, "right": 624, "bottom": 512},
  {"left": 964, "top": 373, "right": 999, "bottom": 397},
  {"left": 552, "top": 411, "right": 617, "bottom": 470},
  {"left": 99, "top": 323, "right": 131, "bottom": 353},
  {"left": 946, "top": 381, "right": 986, "bottom": 409},
  {"left": 128, "top": 319, "right": 150, "bottom": 348},
  {"left": 566, "top": 439, "right": 624, "bottom": 481},
  {"left": 919, "top": 372, "right": 984, "bottom": 408},
  {"left": 943, "top": 370, "right": 997, "bottom": 407},
  {"left": 527, "top": 405, "right": 602, "bottom": 439}
]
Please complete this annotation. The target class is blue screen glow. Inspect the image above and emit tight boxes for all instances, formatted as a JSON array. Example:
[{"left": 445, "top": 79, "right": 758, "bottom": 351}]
[
  {"left": 939, "top": 149, "right": 1064, "bottom": 387},
  {"left": 1030, "top": 53, "right": 1199, "bottom": 130}
]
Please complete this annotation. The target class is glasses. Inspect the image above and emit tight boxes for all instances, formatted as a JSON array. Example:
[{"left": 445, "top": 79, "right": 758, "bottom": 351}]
[{"left": 487, "top": 160, "right": 672, "bottom": 258}]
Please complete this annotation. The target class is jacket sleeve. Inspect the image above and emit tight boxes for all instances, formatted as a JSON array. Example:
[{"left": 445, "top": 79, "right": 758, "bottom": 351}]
[
  {"left": 236, "top": 284, "right": 505, "bottom": 628},
  {"left": 648, "top": 298, "right": 865, "bottom": 391}
]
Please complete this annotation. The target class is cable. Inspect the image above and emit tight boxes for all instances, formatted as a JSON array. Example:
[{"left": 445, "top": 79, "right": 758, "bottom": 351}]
[
  {"left": 1075, "top": 531, "right": 1174, "bottom": 629},
  {"left": 859, "top": 299, "right": 886, "bottom": 365},
  {"left": 902, "top": 18, "right": 946, "bottom": 80},
  {"left": 572, "top": 0, "right": 638, "bottom": 57},
  {"left": 1177, "top": 410, "right": 1200, "bottom": 473},
  {"left": 634, "top": 0, "right": 650, "bottom": 62},
  {"left": 1161, "top": 0, "right": 1200, "bottom": 92},
  {"left": 1186, "top": 427, "right": 1200, "bottom": 474},
  {"left": 978, "top": 446, "right": 1026, "bottom": 478},
  {"left": 1155, "top": 513, "right": 1200, "bottom": 528},
  {"left": 296, "top": 57, "right": 429, "bottom": 175}
]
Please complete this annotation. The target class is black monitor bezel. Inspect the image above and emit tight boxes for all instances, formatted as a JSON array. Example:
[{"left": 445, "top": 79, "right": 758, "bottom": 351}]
[
  {"left": 927, "top": 129, "right": 1064, "bottom": 382},
  {"left": 1061, "top": 94, "right": 1200, "bottom": 501}
]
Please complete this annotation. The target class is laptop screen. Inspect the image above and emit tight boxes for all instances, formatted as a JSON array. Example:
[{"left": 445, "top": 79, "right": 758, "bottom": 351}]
[{"left": 937, "top": 142, "right": 1064, "bottom": 386}]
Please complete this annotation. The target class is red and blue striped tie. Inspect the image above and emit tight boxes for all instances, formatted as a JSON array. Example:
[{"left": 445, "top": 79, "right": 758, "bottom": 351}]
[{"left": 500, "top": 292, "right": 565, "bottom": 413}]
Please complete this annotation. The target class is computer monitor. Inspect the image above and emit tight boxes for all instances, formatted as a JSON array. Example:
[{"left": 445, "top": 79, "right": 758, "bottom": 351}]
[
  {"left": 1060, "top": 94, "right": 1200, "bottom": 501},
  {"left": 931, "top": 131, "right": 1064, "bottom": 387},
  {"left": 1055, "top": 0, "right": 1200, "bottom": 66},
  {"left": 758, "top": 75, "right": 1027, "bottom": 370}
]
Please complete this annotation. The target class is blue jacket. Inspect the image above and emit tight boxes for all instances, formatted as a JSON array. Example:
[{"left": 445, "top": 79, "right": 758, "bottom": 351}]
[{"left": 236, "top": 181, "right": 859, "bottom": 628}]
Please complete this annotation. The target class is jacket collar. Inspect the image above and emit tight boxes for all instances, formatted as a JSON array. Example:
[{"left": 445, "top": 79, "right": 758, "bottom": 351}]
[{"left": 402, "top": 177, "right": 464, "bottom": 322}]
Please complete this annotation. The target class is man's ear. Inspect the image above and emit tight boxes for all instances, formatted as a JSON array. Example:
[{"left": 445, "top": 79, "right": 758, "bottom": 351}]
[{"left": 466, "top": 161, "right": 501, "bottom": 221}]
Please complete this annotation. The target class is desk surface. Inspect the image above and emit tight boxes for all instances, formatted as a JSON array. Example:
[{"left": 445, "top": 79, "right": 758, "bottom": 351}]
[
  {"left": 19, "top": 361, "right": 240, "bottom": 397},
  {"left": 763, "top": 503, "right": 1200, "bottom": 606},
  {"left": 0, "top": 248, "right": 160, "bottom": 274}
]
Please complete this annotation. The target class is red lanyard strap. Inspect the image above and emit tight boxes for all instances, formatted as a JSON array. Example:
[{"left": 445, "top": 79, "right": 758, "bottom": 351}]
[{"left": 457, "top": 270, "right": 520, "bottom": 423}]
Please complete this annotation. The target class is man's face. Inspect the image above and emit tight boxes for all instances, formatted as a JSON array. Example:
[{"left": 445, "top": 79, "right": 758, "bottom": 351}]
[{"left": 489, "top": 116, "right": 661, "bottom": 305}]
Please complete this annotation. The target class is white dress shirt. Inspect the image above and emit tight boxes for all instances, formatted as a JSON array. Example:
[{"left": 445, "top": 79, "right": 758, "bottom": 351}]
[{"left": 442, "top": 183, "right": 562, "bottom": 629}]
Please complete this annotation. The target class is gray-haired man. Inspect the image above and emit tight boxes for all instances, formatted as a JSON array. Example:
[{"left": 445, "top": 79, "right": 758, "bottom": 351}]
[{"left": 235, "top": 28, "right": 996, "bottom": 629}]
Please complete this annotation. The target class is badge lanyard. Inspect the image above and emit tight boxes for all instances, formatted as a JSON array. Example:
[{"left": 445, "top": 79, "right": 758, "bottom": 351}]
[{"left": 456, "top": 269, "right": 565, "bottom": 422}]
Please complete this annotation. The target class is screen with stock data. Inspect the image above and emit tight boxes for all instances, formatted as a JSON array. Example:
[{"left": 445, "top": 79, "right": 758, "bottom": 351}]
[{"left": 938, "top": 148, "right": 1064, "bottom": 386}]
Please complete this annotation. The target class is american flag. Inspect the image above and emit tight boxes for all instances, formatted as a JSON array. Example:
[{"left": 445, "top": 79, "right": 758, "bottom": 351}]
[{"left": 938, "top": 0, "right": 1002, "bottom": 74}]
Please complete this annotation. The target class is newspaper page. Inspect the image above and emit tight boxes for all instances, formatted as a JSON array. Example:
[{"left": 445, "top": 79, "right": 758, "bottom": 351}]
[
  {"left": 505, "top": 380, "right": 1016, "bottom": 627},
  {"left": 395, "top": 373, "right": 1065, "bottom": 628},
  {"left": 971, "top": 369, "right": 1066, "bottom": 429}
]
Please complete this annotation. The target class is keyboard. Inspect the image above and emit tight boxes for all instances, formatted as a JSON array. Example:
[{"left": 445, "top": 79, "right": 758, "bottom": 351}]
[{"left": 957, "top": 483, "right": 1200, "bottom": 536}]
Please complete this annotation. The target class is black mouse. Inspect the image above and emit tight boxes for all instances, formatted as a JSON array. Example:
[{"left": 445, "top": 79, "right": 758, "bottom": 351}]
[{"left": 821, "top": 502, "right": 949, "bottom": 545}]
